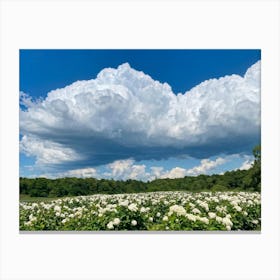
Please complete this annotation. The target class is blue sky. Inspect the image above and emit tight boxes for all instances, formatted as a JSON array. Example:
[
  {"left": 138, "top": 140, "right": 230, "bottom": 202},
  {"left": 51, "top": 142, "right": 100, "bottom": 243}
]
[{"left": 20, "top": 50, "right": 261, "bottom": 180}]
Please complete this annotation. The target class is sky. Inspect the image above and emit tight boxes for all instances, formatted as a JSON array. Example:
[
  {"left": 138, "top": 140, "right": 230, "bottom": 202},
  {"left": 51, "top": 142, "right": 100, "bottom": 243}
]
[{"left": 19, "top": 49, "right": 261, "bottom": 181}]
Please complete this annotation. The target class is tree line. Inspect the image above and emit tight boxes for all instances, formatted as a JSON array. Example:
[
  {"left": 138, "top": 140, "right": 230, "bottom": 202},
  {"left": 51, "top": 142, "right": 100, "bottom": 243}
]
[{"left": 20, "top": 145, "right": 261, "bottom": 197}]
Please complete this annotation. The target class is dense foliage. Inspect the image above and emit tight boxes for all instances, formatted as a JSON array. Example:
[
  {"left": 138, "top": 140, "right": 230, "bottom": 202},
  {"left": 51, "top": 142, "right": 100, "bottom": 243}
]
[
  {"left": 20, "top": 146, "right": 261, "bottom": 197},
  {"left": 20, "top": 191, "right": 261, "bottom": 231}
]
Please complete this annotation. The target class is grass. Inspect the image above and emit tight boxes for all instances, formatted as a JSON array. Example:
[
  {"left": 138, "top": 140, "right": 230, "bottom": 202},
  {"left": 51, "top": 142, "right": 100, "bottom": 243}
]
[{"left": 19, "top": 194, "right": 60, "bottom": 202}]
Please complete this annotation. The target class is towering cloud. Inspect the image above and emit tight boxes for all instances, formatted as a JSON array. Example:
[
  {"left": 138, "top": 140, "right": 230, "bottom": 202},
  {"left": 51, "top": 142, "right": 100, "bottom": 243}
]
[{"left": 20, "top": 61, "right": 261, "bottom": 169}]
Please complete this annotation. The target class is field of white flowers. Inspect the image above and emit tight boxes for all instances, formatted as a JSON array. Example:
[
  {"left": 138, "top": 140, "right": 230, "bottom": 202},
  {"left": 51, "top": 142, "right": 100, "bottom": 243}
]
[{"left": 19, "top": 191, "right": 261, "bottom": 231}]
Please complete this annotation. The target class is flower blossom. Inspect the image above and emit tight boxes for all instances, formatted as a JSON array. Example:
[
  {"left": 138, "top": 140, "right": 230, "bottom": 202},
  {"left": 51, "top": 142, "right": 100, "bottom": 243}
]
[{"left": 168, "top": 205, "right": 186, "bottom": 216}]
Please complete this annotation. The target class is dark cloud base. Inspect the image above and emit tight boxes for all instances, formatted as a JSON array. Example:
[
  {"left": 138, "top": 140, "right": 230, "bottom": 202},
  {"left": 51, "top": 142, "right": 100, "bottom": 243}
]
[{"left": 37, "top": 133, "right": 260, "bottom": 173}]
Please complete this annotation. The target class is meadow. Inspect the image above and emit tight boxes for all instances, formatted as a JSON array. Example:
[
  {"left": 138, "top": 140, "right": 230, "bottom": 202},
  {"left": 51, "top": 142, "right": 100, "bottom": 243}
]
[{"left": 20, "top": 191, "right": 261, "bottom": 231}]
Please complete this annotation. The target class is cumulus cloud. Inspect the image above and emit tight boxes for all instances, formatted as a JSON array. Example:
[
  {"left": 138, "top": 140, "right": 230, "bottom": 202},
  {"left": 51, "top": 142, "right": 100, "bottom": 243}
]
[
  {"left": 20, "top": 61, "right": 261, "bottom": 169},
  {"left": 238, "top": 159, "right": 254, "bottom": 170},
  {"left": 185, "top": 158, "right": 227, "bottom": 176},
  {"left": 51, "top": 159, "right": 148, "bottom": 181},
  {"left": 159, "top": 157, "right": 226, "bottom": 179},
  {"left": 159, "top": 167, "right": 187, "bottom": 179},
  {"left": 35, "top": 154, "right": 252, "bottom": 181},
  {"left": 106, "top": 159, "right": 146, "bottom": 180},
  {"left": 150, "top": 166, "right": 164, "bottom": 179},
  {"left": 20, "top": 135, "right": 81, "bottom": 165}
]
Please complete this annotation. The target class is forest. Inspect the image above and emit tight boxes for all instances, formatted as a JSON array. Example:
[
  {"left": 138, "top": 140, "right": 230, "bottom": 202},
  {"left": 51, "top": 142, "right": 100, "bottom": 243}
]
[{"left": 20, "top": 146, "right": 261, "bottom": 198}]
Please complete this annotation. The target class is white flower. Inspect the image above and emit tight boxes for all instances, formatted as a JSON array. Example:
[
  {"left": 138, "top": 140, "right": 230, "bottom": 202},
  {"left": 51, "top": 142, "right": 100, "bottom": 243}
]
[
  {"left": 222, "top": 217, "right": 233, "bottom": 227},
  {"left": 199, "top": 201, "right": 209, "bottom": 212},
  {"left": 28, "top": 214, "right": 37, "bottom": 222},
  {"left": 216, "top": 205, "right": 227, "bottom": 213},
  {"left": 199, "top": 217, "right": 209, "bottom": 224},
  {"left": 113, "top": 218, "right": 120, "bottom": 226},
  {"left": 234, "top": 205, "right": 242, "bottom": 212},
  {"left": 226, "top": 225, "right": 231, "bottom": 231},
  {"left": 252, "top": 220, "right": 259, "bottom": 225},
  {"left": 131, "top": 220, "right": 137, "bottom": 226},
  {"left": 119, "top": 200, "right": 129, "bottom": 206},
  {"left": 128, "top": 203, "right": 138, "bottom": 212},
  {"left": 148, "top": 217, "right": 153, "bottom": 222},
  {"left": 107, "top": 221, "right": 114, "bottom": 229},
  {"left": 230, "top": 200, "right": 238, "bottom": 206},
  {"left": 186, "top": 213, "right": 197, "bottom": 222},
  {"left": 216, "top": 216, "right": 223, "bottom": 223},
  {"left": 156, "top": 212, "right": 161, "bottom": 217},
  {"left": 54, "top": 205, "right": 61, "bottom": 212},
  {"left": 140, "top": 207, "right": 147, "bottom": 213},
  {"left": 192, "top": 208, "right": 201, "bottom": 215},
  {"left": 169, "top": 205, "right": 186, "bottom": 216},
  {"left": 212, "top": 197, "right": 219, "bottom": 203},
  {"left": 254, "top": 199, "right": 260, "bottom": 204},
  {"left": 162, "top": 216, "right": 168, "bottom": 221},
  {"left": 208, "top": 212, "right": 216, "bottom": 219}
]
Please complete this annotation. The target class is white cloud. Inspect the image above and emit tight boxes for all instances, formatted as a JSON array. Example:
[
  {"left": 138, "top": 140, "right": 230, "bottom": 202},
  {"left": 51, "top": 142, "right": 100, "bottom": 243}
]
[
  {"left": 186, "top": 157, "right": 227, "bottom": 176},
  {"left": 32, "top": 154, "right": 252, "bottom": 181},
  {"left": 160, "top": 167, "right": 187, "bottom": 179},
  {"left": 150, "top": 166, "right": 164, "bottom": 179},
  {"left": 108, "top": 159, "right": 134, "bottom": 178},
  {"left": 20, "top": 135, "right": 81, "bottom": 165},
  {"left": 20, "top": 61, "right": 261, "bottom": 167},
  {"left": 107, "top": 159, "right": 147, "bottom": 180},
  {"left": 60, "top": 168, "right": 98, "bottom": 178},
  {"left": 55, "top": 158, "right": 225, "bottom": 181},
  {"left": 20, "top": 91, "right": 34, "bottom": 108},
  {"left": 239, "top": 159, "right": 253, "bottom": 170},
  {"left": 35, "top": 168, "right": 98, "bottom": 179},
  {"left": 104, "top": 156, "right": 228, "bottom": 181},
  {"left": 158, "top": 157, "right": 226, "bottom": 179}
]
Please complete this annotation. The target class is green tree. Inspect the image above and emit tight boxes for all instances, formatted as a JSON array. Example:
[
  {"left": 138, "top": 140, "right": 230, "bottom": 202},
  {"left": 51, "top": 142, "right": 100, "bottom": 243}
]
[
  {"left": 212, "top": 184, "right": 228, "bottom": 192},
  {"left": 251, "top": 144, "right": 261, "bottom": 191}
]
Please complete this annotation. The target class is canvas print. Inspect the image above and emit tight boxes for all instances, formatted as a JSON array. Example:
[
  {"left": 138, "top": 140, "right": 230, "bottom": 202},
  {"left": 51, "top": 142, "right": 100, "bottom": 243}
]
[{"left": 19, "top": 50, "right": 261, "bottom": 231}]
